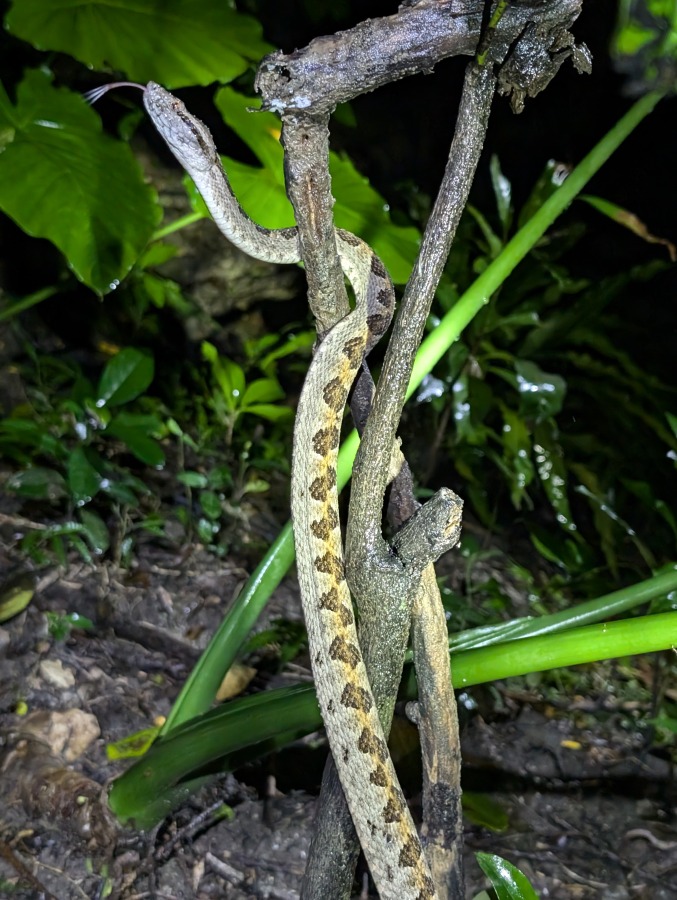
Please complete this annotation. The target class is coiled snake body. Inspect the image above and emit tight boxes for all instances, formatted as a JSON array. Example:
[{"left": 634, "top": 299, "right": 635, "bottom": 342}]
[{"left": 144, "top": 82, "right": 435, "bottom": 900}]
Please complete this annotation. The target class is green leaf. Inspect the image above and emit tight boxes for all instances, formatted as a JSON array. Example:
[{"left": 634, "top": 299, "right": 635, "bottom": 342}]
[
  {"left": 445, "top": 370, "right": 471, "bottom": 442},
  {"left": 253, "top": 330, "right": 315, "bottom": 376},
  {"left": 67, "top": 447, "right": 103, "bottom": 504},
  {"left": 137, "top": 242, "right": 179, "bottom": 269},
  {"left": 466, "top": 204, "right": 503, "bottom": 258},
  {"left": 79, "top": 509, "right": 110, "bottom": 555},
  {"left": 241, "top": 378, "right": 285, "bottom": 407},
  {"left": 242, "top": 477, "right": 270, "bottom": 495},
  {"left": 107, "top": 726, "right": 161, "bottom": 760},
  {"left": 217, "top": 156, "right": 294, "bottom": 229},
  {"left": 667, "top": 411, "right": 677, "bottom": 441},
  {"left": 574, "top": 475, "right": 656, "bottom": 573},
  {"left": 244, "top": 404, "right": 293, "bottom": 423},
  {"left": 215, "top": 87, "right": 287, "bottom": 180},
  {"left": 530, "top": 527, "right": 588, "bottom": 571},
  {"left": 580, "top": 194, "right": 676, "bottom": 260},
  {"left": 463, "top": 793, "right": 509, "bottom": 832},
  {"left": 532, "top": 420, "right": 577, "bottom": 533},
  {"left": 97, "top": 349, "right": 154, "bottom": 408},
  {"left": 101, "top": 481, "right": 142, "bottom": 505},
  {"left": 500, "top": 406, "right": 534, "bottom": 507},
  {"left": 47, "top": 609, "right": 94, "bottom": 639},
  {"left": 177, "top": 471, "right": 209, "bottom": 489},
  {"left": 0, "top": 69, "right": 160, "bottom": 294},
  {"left": 518, "top": 159, "right": 572, "bottom": 228},
  {"left": 509, "top": 359, "right": 566, "bottom": 421},
  {"left": 6, "top": 466, "right": 68, "bottom": 500},
  {"left": 0, "top": 573, "right": 36, "bottom": 624},
  {"left": 610, "top": 0, "right": 677, "bottom": 92},
  {"left": 490, "top": 154, "right": 512, "bottom": 232},
  {"left": 330, "top": 151, "right": 421, "bottom": 284},
  {"left": 206, "top": 466, "right": 233, "bottom": 490},
  {"left": 199, "top": 490, "right": 222, "bottom": 521},
  {"left": 0, "top": 417, "right": 66, "bottom": 462},
  {"left": 5, "top": 0, "right": 272, "bottom": 88},
  {"left": 107, "top": 412, "right": 165, "bottom": 466},
  {"left": 476, "top": 852, "right": 539, "bottom": 899},
  {"left": 202, "top": 344, "right": 246, "bottom": 410},
  {"left": 197, "top": 517, "right": 219, "bottom": 543}
]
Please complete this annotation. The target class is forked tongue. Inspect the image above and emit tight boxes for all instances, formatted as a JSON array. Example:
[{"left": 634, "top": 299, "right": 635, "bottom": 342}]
[{"left": 84, "top": 82, "right": 145, "bottom": 104}]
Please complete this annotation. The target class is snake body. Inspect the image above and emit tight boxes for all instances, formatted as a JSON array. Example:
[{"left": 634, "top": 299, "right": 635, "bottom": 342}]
[{"left": 143, "top": 82, "right": 435, "bottom": 900}]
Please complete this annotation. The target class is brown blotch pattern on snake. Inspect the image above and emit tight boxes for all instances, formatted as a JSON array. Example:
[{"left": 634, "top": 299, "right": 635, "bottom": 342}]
[
  {"left": 318, "top": 587, "right": 340, "bottom": 612},
  {"left": 312, "top": 426, "right": 340, "bottom": 456},
  {"left": 370, "top": 254, "right": 387, "bottom": 278},
  {"left": 329, "top": 635, "right": 361, "bottom": 669},
  {"left": 367, "top": 312, "right": 388, "bottom": 337},
  {"left": 311, "top": 517, "right": 334, "bottom": 541},
  {"left": 314, "top": 551, "right": 344, "bottom": 580},
  {"left": 340, "top": 682, "right": 373, "bottom": 713},
  {"left": 310, "top": 507, "right": 339, "bottom": 540},
  {"left": 383, "top": 794, "right": 405, "bottom": 823},
  {"left": 369, "top": 764, "right": 389, "bottom": 787},
  {"left": 322, "top": 377, "right": 345, "bottom": 411},
  {"left": 338, "top": 229, "right": 361, "bottom": 247},
  {"left": 399, "top": 838, "right": 423, "bottom": 869},
  {"left": 358, "top": 728, "right": 389, "bottom": 762},
  {"left": 338, "top": 603, "right": 354, "bottom": 627},
  {"left": 417, "top": 878, "right": 437, "bottom": 900},
  {"left": 309, "top": 471, "right": 334, "bottom": 501},
  {"left": 342, "top": 336, "right": 364, "bottom": 366}
]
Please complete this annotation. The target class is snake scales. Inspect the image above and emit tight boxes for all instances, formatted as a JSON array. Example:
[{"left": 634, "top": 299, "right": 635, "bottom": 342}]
[{"left": 143, "top": 82, "right": 436, "bottom": 900}]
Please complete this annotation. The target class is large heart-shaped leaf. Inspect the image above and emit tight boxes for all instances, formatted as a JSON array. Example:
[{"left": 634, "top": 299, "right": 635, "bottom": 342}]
[
  {"left": 6, "top": 0, "right": 272, "bottom": 88},
  {"left": 0, "top": 69, "right": 160, "bottom": 294}
]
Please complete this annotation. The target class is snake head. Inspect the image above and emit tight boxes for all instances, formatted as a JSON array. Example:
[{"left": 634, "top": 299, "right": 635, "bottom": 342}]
[{"left": 143, "top": 82, "right": 219, "bottom": 174}]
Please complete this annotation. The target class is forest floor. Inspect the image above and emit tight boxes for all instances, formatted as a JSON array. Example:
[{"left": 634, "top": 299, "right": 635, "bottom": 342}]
[{"left": 1, "top": 536, "right": 676, "bottom": 900}]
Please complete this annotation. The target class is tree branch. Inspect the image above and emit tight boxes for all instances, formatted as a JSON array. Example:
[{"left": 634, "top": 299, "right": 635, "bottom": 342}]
[{"left": 255, "top": 0, "right": 584, "bottom": 117}]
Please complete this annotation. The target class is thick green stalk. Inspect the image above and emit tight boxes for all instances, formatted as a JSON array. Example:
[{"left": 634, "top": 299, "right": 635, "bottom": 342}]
[
  {"left": 446, "top": 566, "right": 677, "bottom": 652},
  {"left": 112, "top": 610, "right": 677, "bottom": 827}
]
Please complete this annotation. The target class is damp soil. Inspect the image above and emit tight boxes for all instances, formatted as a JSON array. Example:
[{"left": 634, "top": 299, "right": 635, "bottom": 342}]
[{"left": 1, "top": 536, "right": 676, "bottom": 900}]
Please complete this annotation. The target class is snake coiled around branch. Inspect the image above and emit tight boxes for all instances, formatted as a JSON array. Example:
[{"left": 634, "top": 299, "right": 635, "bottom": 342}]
[{"left": 142, "top": 82, "right": 436, "bottom": 900}]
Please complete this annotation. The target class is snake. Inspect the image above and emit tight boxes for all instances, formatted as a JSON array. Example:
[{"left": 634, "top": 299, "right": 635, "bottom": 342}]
[{"left": 140, "top": 81, "right": 436, "bottom": 900}]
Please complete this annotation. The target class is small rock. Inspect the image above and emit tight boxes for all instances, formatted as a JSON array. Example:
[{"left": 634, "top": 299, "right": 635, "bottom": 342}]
[
  {"left": 20, "top": 709, "right": 100, "bottom": 761},
  {"left": 39, "top": 658, "right": 76, "bottom": 688}
]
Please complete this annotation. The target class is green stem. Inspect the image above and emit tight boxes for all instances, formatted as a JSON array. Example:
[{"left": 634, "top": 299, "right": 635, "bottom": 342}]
[
  {"left": 447, "top": 611, "right": 677, "bottom": 690},
  {"left": 152, "top": 210, "right": 204, "bottom": 241},
  {"left": 446, "top": 566, "right": 677, "bottom": 652},
  {"left": 0, "top": 286, "right": 59, "bottom": 323},
  {"left": 112, "top": 610, "right": 677, "bottom": 827}
]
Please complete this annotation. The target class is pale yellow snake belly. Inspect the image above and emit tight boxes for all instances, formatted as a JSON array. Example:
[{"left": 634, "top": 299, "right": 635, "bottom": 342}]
[{"left": 143, "top": 82, "right": 436, "bottom": 900}]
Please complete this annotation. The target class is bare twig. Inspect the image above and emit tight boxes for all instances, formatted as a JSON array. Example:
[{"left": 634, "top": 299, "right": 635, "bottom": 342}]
[{"left": 408, "top": 566, "right": 464, "bottom": 900}]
